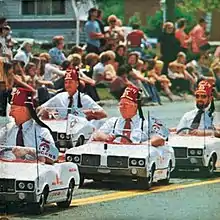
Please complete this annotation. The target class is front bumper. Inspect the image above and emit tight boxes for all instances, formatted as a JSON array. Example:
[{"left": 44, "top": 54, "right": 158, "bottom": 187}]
[
  {"left": 0, "top": 192, "right": 36, "bottom": 205},
  {"left": 79, "top": 166, "right": 147, "bottom": 180},
  {"left": 175, "top": 157, "right": 205, "bottom": 169}
]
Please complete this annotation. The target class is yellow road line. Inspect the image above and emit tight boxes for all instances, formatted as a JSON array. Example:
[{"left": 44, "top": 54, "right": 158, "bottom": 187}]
[{"left": 70, "top": 178, "right": 220, "bottom": 206}]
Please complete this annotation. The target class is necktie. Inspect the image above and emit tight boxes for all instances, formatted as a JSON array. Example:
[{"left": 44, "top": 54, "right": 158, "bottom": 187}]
[
  {"left": 191, "top": 109, "right": 204, "bottom": 129},
  {"left": 67, "top": 96, "right": 73, "bottom": 114},
  {"left": 16, "top": 124, "right": 24, "bottom": 146},
  {"left": 121, "top": 119, "right": 131, "bottom": 144}
]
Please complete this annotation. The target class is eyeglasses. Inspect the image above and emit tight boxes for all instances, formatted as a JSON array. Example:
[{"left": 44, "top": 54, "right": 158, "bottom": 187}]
[{"left": 195, "top": 94, "right": 208, "bottom": 99}]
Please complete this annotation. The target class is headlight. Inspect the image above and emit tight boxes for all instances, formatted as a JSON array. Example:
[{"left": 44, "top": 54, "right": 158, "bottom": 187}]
[
  {"left": 16, "top": 181, "right": 35, "bottom": 191},
  {"left": 189, "top": 149, "right": 195, "bottom": 156},
  {"left": 27, "top": 183, "right": 34, "bottom": 190},
  {"left": 188, "top": 149, "right": 203, "bottom": 156},
  {"left": 196, "top": 149, "right": 203, "bottom": 156},
  {"left": 66, "top": 155, "right": 73, "bottom": 162},
  {"left": 73, "top": 155, "right": 80, "bottom": 163},
  {"left": 59, "top": 133, "right": 66, "bottom": 140},
  {"left": 138, "top": 159, "right": 145, "bottom": 167},
  {"left": 129, "top": 158, "right": 145, "bottom": 167},
  {"left": 18, "top": 182, "right": 25, "bottom": 190},
  {"left": 131, "top": 159, "right": 137, "bottom": 166}
]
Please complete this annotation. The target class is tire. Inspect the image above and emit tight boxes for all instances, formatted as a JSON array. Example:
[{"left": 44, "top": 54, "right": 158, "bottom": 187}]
[
  {"left": 57, "top": 180, "right": 74, "bottom": 208},
  {"left": 159, "top": 161, "right": 172, "bottom": 185},
  {"left": 27, "top": 188, "right": 48, "bottom": 214},
  {"left": 75, "top": 136, "right": 84, "bottom": 147},
  {"left": 138, "top": 165, "right": 155, "bottom": 190},
  {"left": 79, "top": 175, "right": 85, "bottom": 188},
  {"left": 201, "top": 154, "right": 216, "bottom": 177}
]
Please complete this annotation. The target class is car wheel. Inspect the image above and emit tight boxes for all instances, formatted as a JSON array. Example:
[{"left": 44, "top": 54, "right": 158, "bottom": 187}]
[
  {"left": 75, "top": 136, "right": 84, "bottom": 147},
  {"left": 201, "top": 154, "right": 216, "bottom": 177},
  {"left": 79, "top": 175, "right": 85, "bottom": 188},
  {"left": 159, "top": 161, "right": 172, "bottom": 185},
  {"left": 57, "top": 180, "right": 74, "bottom": 208},
  {"left": 27, "top": 188, "right": 48, "bottom": 214},
  {"left": 138, "top": 165, "right": 155, "bottom": 190}
]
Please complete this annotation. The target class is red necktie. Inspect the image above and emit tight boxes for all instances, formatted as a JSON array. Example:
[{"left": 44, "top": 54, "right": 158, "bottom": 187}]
[
  {"left": 16, "top": 124, "right": 24, "bottom": 146},
  {"left": 121, "top": 119, "right": 131, "bottom": 144}
]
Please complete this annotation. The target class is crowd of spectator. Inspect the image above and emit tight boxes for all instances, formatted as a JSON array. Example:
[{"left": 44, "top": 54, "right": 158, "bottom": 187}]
[{"left": 1, "top": 8, "right": 220, "bottom": 116}]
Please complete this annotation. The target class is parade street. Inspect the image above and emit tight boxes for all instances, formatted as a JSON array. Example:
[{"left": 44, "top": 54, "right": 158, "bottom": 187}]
[{"left": 3, "top": 100, "right": 220, "bottom": 220}]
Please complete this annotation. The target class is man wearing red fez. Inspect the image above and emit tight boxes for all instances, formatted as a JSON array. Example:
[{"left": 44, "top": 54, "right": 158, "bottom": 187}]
[
  {"left": 0, "top": 87, "right": 59, "bottom": 163},
  {"left": 176, "top": 80, "right": 218, "bottom": 136},
  {"left": 92, "top": 85, "right": 168, "bottom": 146},
  {"left": 39, "top": 67, "right": 107, "bottom": 121}
]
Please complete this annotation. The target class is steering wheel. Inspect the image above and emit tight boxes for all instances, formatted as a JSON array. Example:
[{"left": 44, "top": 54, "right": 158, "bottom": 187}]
[
  {"left": 0, "top": 147, "right": 13, "bottom": 156},
  {"left": 176, "top": 127, "right": 193, "bottom": 134},
  {"left": 114, "top": 134, "right": 133, "bottom": 143}
]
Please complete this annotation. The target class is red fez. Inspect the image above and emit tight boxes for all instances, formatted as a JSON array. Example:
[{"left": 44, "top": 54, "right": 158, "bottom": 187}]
[
  {"left": 10, "top": 88, "right": 33, "bottom": 106},
  {"left": 195, "top": 80, "right": 213, "bottom": 96},
  {"left": 120, "top": 85, "right": 139, "bottom": 103},
  {"left": 64, "top": 68, "right": 78, "bottom": 81}
]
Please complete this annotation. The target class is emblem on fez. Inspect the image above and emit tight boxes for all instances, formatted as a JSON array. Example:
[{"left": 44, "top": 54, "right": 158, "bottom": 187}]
[
  {"left": 11, "top": 89, "right": 20, "bottom": 100},
  {"left": 65, "top": 69, "right": 73, "bottom": 79}
]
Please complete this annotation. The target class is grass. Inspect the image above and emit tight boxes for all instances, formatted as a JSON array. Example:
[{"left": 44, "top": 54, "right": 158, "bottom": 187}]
[{"left": 96, "top": 87, "right": 115, "bottom": 100}]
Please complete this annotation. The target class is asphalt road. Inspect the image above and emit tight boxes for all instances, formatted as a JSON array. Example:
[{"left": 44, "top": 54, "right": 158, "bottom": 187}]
[{"left": 2, "top": 100, "right": 220, "bottom": 220}]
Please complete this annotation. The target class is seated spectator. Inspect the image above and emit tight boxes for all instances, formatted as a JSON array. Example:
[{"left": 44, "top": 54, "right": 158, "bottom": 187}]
[
  {"left": 12, "top": 60, "right": 35, "bottom": 93},
  {"left": 93, "top": 52, "right": 116, "bottom": 87},
  {"left": 39, "top": 53, "right": 65, "bottom": 89},
  {"left": 109, "top": 64, "right": 134, "bottom": 99},
  {"left": 148, "top": 59, "right": 174, "bottom": 102},
  {"left": 168, "top": 52, "right": 196, "bottom": 93},
  {"left": 140, "top": 59, "right": 162, "bottom": 104},
  {"left": 187, "top": 53, "right": 216, "bottom": 85},
  {"left": 115, "top": 44, "right": 126, "bottom": 67},
  {"left": 14, "top": 40, "right": 33, "bottom": 66},
  {"left": 49, "top": 36, "right": 66, "bottom": 65}
]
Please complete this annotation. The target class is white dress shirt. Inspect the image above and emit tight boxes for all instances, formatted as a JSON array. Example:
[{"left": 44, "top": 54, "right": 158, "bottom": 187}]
[
  {"left": 41, "top": 91, "right": 103, "bottom": 115},
  {"left": 98, "top": 114, "right": 169, "bottom": 143},
  {"left": 177, "top": 108, "right": 217, "bottom": 131},
  {"left": 0, "top": 119, "right": 58, "bottom": 160}
]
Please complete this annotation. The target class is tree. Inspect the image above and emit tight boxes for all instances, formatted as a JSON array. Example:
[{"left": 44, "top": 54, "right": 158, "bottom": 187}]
[{"left": 166, "top": 0, "right": 176, "bottom": 22}]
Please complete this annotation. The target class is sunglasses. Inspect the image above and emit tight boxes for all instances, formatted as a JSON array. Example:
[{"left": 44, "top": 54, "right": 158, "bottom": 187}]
[{"left": 195, "top": 94, "right": 208, "bottom": 99}]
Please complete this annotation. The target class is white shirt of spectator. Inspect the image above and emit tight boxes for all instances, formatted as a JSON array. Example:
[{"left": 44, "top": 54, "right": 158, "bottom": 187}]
[
  {"left": 93, "top": 62, "right": 104, "bottom": 81},
  {"left": 98, "top": 114, "right": 168, "bottom": 143},
  {"left": 14, "top": 50, "right": 32, "bottom": 66},
  {"left": 41, "top": 91, "right": 103, "bottom": 115},
  {"left": 43, "top": 63, "right": 66, "bottom": 81},
  {"left": 177, "top": 108, "right": 217, "bottom": 131},
  {"left": 0, "top": 119, "right": 55, "bottom": 149}
]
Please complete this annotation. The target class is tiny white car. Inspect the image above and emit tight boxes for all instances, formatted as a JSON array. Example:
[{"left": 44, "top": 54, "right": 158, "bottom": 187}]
[
  {"left": 65, "top": 134, "right": 175, "bottom": 190},
  {"left": 0, "top": 146, "right": 80, "bottom": 214},
  {"left": 40, "top": 107, "right": 95, "bottom": 151},
  {"left": 169, "top": 127, "right": 220, "bottom": 176}
]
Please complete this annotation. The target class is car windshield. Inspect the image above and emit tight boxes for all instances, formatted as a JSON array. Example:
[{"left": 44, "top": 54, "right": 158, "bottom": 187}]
[
  {"left": 0, "top": 146, "right": 37, "bottom": 163},
  {"left": 39, "top": 107, "right": 86, "bottom": 120}
]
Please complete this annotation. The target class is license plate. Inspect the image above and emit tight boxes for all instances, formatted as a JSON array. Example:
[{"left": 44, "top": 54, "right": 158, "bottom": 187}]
[{"left": 97, "top": 168, "right": 111, "bottom": 174}]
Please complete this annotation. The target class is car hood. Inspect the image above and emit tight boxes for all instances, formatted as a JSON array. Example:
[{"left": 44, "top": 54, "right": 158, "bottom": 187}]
[
  {"left": 168, "top": 134, "right": 220, "bottom": 148},
  {"left": 42, "top": 120, "right": 67, "bottom": 133},
  {"left": 66, "top": 142, "right": 157, "bottom": 158},
  {"left": 0, "top": 161, "right": 51, "bottom": 180}
]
